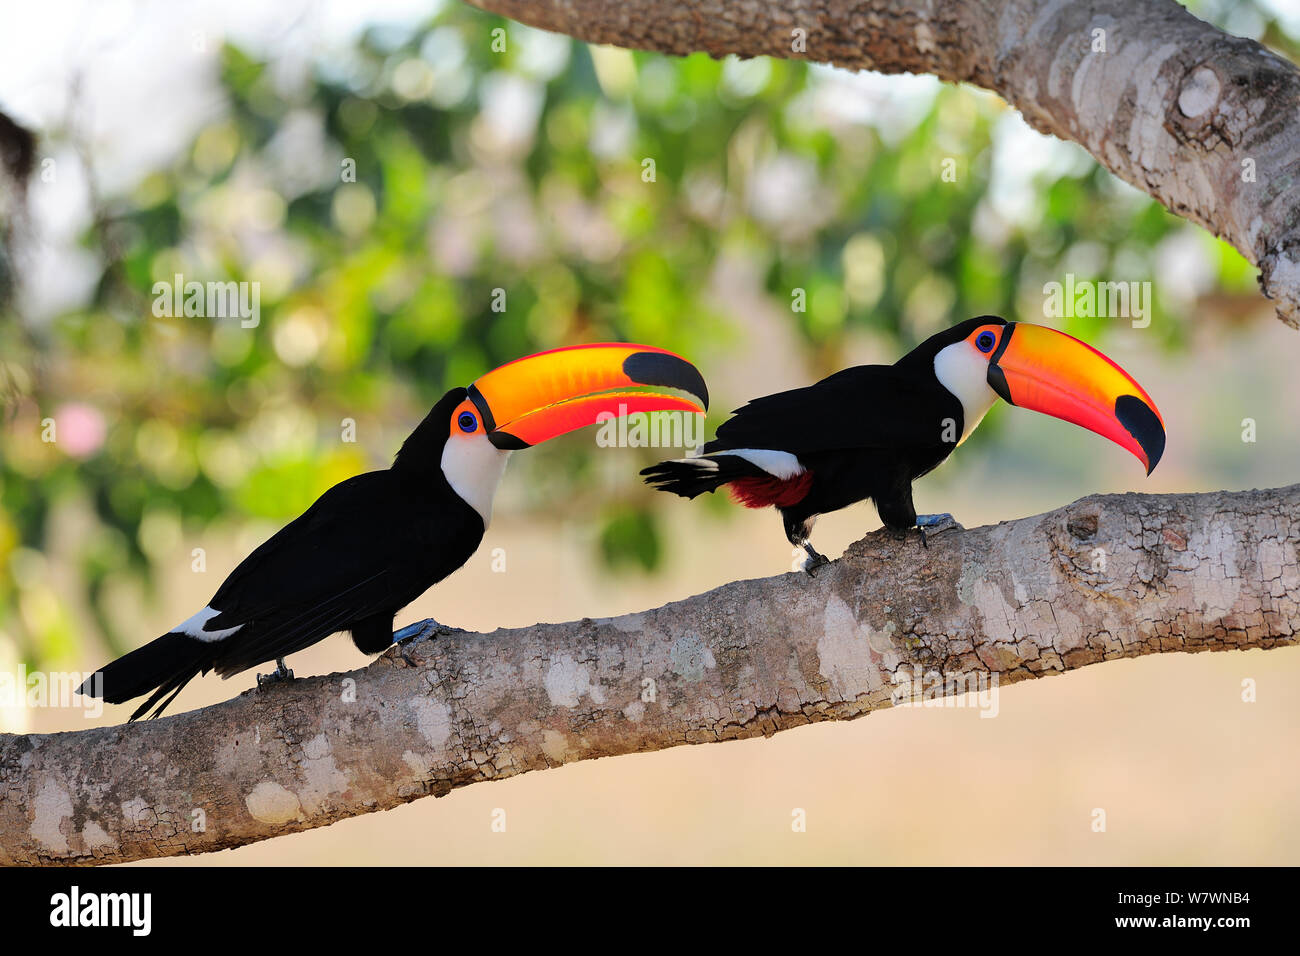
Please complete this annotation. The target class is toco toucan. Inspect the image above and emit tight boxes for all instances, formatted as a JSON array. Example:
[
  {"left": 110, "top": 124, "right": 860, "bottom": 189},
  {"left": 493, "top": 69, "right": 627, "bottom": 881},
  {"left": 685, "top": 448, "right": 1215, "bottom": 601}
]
[
  {"left": 79, "top": 343, "right": 709, "bottom": 720},
  {"left": 642, "top": 316, "right": 1164, "bottom": 572}
]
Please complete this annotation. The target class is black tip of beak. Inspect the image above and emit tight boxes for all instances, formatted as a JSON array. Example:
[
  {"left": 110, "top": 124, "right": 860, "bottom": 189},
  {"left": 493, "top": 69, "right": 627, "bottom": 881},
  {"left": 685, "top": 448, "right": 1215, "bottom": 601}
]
[
  {"left": 1115, "top": 395, "right": 1165, "bottom": 475},
  {"left": 622, "top": 351, "right": 709, "bottom": 411}
]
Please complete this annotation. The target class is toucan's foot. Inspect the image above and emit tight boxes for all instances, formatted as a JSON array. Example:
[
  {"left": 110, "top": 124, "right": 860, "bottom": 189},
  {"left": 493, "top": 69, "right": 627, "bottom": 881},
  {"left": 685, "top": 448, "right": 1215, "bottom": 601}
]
[
  {"left": 914, "top": 513, "right": 956, "bottom": 548},
  {"left": 257, "top": 658, "right": 294, "bottom": 687},
  {"left": 801, "top": 543, "right": 830, "bottom": 577},
  {"left": 915, "top": 513, "right": 953, "bottom": 528},
  {"left": 392, "top": 617, "right": 460, "bottom": 646}
]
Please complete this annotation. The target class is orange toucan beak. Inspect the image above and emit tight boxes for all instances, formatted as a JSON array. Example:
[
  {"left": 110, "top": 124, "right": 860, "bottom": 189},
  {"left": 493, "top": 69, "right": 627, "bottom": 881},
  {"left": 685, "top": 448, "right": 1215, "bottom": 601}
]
[
  {"left": 467, "top": 343, "right": 709, "bottom": 449},
  {"left": 987, "top": 323, "right": 1165, "bottom": 474}
]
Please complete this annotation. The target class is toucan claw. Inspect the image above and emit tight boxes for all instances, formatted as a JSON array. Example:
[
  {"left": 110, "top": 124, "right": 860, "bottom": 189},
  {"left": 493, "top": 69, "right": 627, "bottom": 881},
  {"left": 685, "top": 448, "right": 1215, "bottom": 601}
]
[
  {"left": 801, "top": 544, "right": 830, "bottom": 577},
  {"left": 915, "top": 513, "right": 958, "bottom": 548},
  {"left": 389, "top": 618, "right": 466, "bottom": 668},
  {"left": 257, "top": 658, "right": 294, "bottom": 687},
  {"left": 393, "top": 617, "right": 464, "bottom": 646}
]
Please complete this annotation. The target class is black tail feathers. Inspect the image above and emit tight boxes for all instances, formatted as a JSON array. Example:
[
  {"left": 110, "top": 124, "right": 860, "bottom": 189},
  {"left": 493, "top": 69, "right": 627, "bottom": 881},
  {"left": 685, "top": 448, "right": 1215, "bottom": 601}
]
[
  {"left": 78, "top": 632, "right": 216, "bottom": 721},
  {"left": 640, "top": 454, "right": 757, "bottom": 499}
]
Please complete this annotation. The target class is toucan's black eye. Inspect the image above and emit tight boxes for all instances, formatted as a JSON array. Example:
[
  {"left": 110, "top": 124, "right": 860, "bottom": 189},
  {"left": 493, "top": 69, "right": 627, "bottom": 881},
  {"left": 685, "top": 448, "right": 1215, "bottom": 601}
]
[
  {"left": 458, "top": 411, "right": 478, "bottom": 433},
  {"left": 976, "top": 331, "right": 997, "bottom": 353}
]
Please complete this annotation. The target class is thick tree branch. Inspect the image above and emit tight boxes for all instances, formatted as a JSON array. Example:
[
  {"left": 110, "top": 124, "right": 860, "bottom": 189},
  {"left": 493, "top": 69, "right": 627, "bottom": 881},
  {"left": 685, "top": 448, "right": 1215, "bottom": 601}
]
[
  {"left": 468, "top": 0, "right": 1300, "bottom": 328},
  {"left": 2, "top": 485, "right": 1297, "bottom": 865}
]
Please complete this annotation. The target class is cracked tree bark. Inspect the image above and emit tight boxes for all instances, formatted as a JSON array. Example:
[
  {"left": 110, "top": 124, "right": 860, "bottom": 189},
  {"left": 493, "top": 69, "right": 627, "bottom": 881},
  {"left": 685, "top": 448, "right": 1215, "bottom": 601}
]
[
  {"left": 468, "top": 0, "right": 1300, "bottom": 328},
  {"left": 1, "top": 484, "right": 1297, "bottom": 865}
]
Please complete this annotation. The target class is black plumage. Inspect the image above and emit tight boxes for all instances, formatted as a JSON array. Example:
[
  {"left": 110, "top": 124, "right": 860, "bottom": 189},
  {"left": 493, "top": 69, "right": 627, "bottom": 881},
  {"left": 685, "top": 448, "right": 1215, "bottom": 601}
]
[
  {"left": 643, "top": 314, "right": 1166, "bottom": 572},
  {"left": 86, "top": 389, "right": 482, "bottom": 720},
  {"left": 709, "top": 364, "right": 962, "bottom": 532},
  {"left": 643, "top": 320, "right": 981, "bottom": 557},
  {"left": 79, "top": 342, "right": 713, "bottom": 720}
]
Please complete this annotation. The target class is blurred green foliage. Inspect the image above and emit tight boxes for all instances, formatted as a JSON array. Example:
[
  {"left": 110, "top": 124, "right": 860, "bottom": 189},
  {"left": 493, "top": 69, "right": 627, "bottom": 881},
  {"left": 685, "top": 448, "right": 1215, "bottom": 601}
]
[{"left": 0, "top": 0, "right": 1293, "bottom": 665}]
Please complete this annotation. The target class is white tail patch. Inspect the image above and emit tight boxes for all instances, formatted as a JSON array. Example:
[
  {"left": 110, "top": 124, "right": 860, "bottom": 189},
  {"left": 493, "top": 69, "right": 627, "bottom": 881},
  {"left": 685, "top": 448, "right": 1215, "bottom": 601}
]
[
  {"left": 178, "top": 606, "right": 244, "bottom": 642},
  {"left": 722, "top": 448, "right": 805, "bottom": 480},
  {"left": 671, "top": 457, "right": 718, "bottom": 471}
]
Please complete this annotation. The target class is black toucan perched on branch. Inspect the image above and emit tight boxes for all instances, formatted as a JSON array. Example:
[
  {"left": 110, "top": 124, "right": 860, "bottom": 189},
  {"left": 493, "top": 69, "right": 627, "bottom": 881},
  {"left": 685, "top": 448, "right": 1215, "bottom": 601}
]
[
  {"left": 642, "top": 316, "right": 1164, "bottom": 572},
  {"left": 79, "top": 344, "right": 709, "bottom": 720}
]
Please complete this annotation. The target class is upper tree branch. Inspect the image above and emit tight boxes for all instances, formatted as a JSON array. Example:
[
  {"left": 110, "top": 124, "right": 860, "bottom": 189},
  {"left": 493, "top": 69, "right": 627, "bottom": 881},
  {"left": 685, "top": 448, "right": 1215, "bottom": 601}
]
[
  {"left": 468, "top": 0, "right": 1300, "bottom": 328},
  {"left": 2, "top": 484, "right": 1297, "bottom": 865}
]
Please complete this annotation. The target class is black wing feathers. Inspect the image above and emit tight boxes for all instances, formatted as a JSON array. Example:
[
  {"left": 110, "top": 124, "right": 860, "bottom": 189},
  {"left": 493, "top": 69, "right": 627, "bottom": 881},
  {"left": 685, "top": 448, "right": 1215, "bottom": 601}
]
[
  {"left": 706, "top": 365, "right": 959, "bottom": 456},
  {"left": 203, "top": 470, "right": 483, "bottom": 677}
]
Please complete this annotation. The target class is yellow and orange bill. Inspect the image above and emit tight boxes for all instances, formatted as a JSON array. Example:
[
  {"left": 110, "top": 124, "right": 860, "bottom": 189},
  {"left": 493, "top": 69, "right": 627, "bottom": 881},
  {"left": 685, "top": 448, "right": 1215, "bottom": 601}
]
[
  {"left": 467, "top": 343, "right": 710, "bottom": 448},
  {"left": 985, "top": 322, "right": 1165, "bottom": 474}
]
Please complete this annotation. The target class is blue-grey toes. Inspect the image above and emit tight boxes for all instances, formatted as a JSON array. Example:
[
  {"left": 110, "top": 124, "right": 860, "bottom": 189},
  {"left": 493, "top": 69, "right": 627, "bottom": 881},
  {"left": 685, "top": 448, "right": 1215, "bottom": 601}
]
[
  {"left": 915, "top": 513, "right": 954, "bottom": 528},
  {"left": 256, "top": 658, "right": 294, "bottom": 687},
  {"left": 914, "top": 514, "right": 958, "bottom": 549},
  {"left": 393, "top": 617, "right": 465, "bottom": 645}
]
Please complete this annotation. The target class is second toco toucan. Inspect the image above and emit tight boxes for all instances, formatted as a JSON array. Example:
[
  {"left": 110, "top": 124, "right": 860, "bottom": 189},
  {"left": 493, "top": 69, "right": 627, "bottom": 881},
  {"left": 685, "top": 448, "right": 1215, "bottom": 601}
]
[
  {"left": 642, "top": 316, "right": 1164, "bottom": 571},
  {"left": 79, "top": 343, "right": 709, "bottom": 720}
]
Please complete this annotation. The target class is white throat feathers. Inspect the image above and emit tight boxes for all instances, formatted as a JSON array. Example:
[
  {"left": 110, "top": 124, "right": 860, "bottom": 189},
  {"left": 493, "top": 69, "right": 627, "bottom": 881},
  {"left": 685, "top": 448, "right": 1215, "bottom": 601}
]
[
  {"left": 933, "top": 342, "right": 1000, "bottom": 445},
  {"left": 441, "top": 437, "right": 511, "bottom": 526}
]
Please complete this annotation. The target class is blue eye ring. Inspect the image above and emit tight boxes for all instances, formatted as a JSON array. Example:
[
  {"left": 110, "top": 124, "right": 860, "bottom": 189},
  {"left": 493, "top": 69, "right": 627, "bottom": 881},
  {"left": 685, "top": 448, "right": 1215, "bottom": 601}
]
[
  {"left": 457, "top": 411, "right": 478, "bottom": 433},
  {"left": 976, "top": 331, "right": 997, "bottom": 353}
]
